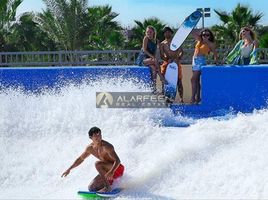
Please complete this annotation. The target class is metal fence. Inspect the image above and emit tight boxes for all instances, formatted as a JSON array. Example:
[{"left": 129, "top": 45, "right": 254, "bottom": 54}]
[{"left": 0, "top": 48, "right": 268, "bottom": 67}]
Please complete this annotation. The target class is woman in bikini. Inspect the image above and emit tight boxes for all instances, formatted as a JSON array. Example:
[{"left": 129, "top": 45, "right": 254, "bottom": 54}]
[
  {"left": 191, "top": 28, "right": 218, "bottom": 104},
  {"left": 136, "top": 25, "right": 165, "bottom": 93}
]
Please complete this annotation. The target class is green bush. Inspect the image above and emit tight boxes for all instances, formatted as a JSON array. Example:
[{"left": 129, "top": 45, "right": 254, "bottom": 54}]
[{"left": 259, "top": 33, "right": 268, "bottom": 48}]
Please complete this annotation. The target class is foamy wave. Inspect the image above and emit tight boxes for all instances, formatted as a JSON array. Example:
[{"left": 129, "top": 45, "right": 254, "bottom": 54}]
[{"left": 1, "top": 80, "right": 268, "bottom": 199}]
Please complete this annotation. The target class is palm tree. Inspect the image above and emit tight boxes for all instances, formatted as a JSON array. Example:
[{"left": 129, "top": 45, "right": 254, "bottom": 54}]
[
  {"left": 37, "top": 0, "right": 89, "bottom": 50},
  {"left": 86, "top": 5, "right": 124, "bottom": 50},
  {"left": 0, "top": 0, "right": 22, "bottom": 51},
  {"left": 0, "top": 0, "right": 22, "bottom": 30},
  {"left": 128, "top": 17, "right": 166, "bottom": 49},
  {"left": 9, "top": 12, "right": 56, "bottom": 51},
  {"left": 257, "top": 26, "right": 268, "bottom": 48},
  {"left": 213, "top": 3, "right": 263, "bottom": 46},
  {"left": 259, "top": 33, "right": 268, "bottom": 48}
]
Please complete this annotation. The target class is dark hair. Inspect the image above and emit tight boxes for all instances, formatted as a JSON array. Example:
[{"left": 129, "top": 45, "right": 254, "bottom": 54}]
[
  {"left": 88, "top": 127, "right": 101, "bottom": 137},
  {"left": 200, "top": 28, "right": 215, "bottom": 42},
  {"left": 163, "top": 26, "right": 174, "bottom": 34}
]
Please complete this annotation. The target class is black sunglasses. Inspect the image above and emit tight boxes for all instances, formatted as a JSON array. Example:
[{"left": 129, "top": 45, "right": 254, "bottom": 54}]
[
  {"left": 202, "top": 33, "right": 210, "bottom": 37},
  {"left": 241, "top": 29, "right": 250, "bottom": 33}
]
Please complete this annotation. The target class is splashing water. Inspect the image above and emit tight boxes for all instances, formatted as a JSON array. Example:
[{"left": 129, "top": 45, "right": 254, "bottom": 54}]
[{"left": 1, "top": 78, "right": 268, "bottom": 199}]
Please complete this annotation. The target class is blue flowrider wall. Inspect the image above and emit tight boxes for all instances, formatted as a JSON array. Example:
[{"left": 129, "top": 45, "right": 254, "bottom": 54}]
[
  {"left": 1, "top": 65, "right": 268, "bottom": 117},
  {"left": 171, "top": 65, "right": 268, "bottom": 117},
  {"left": 0, "top": 66, "right": 152, "bottom": 92}
]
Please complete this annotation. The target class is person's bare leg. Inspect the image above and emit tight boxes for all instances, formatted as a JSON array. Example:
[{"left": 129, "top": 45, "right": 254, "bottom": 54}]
[
  {"left": 149, "top": 65, "right": 157, "bottom": 92},
  {"left": 191, "top": 71, "right": 199, "bottom": 103},
  {"left": 178, "top": 79, "right": 184, "bottom": 103},
  {"left": 155, "top": 60, "right": 165, "bottom": 85},
  {"left": 196, "top": 71, "right": 201, "bottom": 103},
  {"left": 94, "top": 161, "right": 113, "bottom": 192},
  {"left": 144, "top": 59, "right": 157, "bottom": 92},
  {"left": 88, "top": 175, "right": 105, "bottom": 191}
]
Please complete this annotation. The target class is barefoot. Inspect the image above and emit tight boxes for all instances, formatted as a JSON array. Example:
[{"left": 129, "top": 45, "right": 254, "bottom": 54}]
[
  {"left": 190, "top": 98, "right": 196, "bottom": 104},
  {"left": 196, "top": 98, "right": 201, "bottom": 104},
  {"left": 97, "top": 186, "right": 112, "bottom": 193},
  {"left": 166, "top": 98, "right": 174, "bottom": 104}
]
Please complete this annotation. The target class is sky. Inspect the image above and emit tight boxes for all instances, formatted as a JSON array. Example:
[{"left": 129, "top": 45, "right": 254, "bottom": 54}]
[{"left": 16, "top": 0, "right": 268, "bottom": 28}]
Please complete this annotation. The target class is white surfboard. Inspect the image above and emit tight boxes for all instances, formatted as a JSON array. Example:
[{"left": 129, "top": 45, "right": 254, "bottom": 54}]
[
  {"left": 164, "top": 62, "right": 178, "bottom": 100},
  {"left": 170, "top": 10, "right": 202, "bottom": 51}
]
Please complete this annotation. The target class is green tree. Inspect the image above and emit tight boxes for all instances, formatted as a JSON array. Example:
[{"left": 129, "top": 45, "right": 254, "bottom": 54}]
[
  {"left": 128, "top": 17, "right": 166, "bottom": 49},
  {"left": 37, "top": 0, "right": 89, "bottom": 50},
  {"left": 86, "top": 5, "right": 124, "bottom": 50},
  {"left": 0, "top": 0, "right": 22, "bottom": 51},
  {"left": 212, "top": 3, "right": 263, "bottom": 47},
  {"left": 259, "top": 33, "right": 268, "bottom": 48},
  {"left": 256, "top": 25, "right": 268, "bottom": 39},
  {"left": 0, "top": 0, "right": 22, "bottom": 30},
  {"left": 9, "top": 12, "right": 56, "bottom": 51}
]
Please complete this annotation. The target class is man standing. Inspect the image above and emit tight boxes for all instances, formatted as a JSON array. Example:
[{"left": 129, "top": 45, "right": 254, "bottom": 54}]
[
  {"left": 61, "top": 127, "right": 124, "bottom": 192},
  {"left": 159, "top": 26, "right": 184, "bottom": 103}
]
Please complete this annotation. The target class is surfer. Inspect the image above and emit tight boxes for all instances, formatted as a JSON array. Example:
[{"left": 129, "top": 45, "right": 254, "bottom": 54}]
[
  {"left": 136, "top": 25, "right": 166, "bottom": 93},
  {"left": 61, "top": 127, "right": 124, "bottom": 192},
  {"left": 159, "top": 26, "right": 184, "bottom": 102},
  {"left": 191, "top": 28, "right": 218, "bottom": 104}
]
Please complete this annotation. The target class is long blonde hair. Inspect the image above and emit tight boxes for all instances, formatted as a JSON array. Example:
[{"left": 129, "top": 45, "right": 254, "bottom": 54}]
[
  {"left": 239, "top": 27, "right": 257, "bottom": 40},
  {"left": 145, "top": 25, "right": 157, "bottom": 40}
]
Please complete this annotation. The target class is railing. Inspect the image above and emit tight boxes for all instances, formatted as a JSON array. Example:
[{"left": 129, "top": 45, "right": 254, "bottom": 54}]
[
  {"left": 0, "top": 48, "right": 268, "bottom": 67},
  {"left": 0, "top": 50, "right": 139, "bottom": 67}
]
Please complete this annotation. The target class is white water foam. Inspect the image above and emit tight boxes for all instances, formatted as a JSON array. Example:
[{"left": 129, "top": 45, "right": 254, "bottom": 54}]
[{"left": 1, "top": 79, "right": 268, "bottom": 199}]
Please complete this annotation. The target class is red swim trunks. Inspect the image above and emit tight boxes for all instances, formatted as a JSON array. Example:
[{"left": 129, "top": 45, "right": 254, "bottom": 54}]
[{"left": 108, "top": 164, "right": 124, "bottom": 185}]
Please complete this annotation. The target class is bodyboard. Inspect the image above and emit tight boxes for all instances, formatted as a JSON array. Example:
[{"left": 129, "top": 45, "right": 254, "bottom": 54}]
[
  {"left": 78, "top": 188, "right": 122, "bottom": 198},
  {"left": 78, "top": 191, "right": 98, "bottom": 198},
  {"left": 170, "top": 10, "right": 202, "bottom": 51},
  {"left": 96, "top": 188, "right": 122, "bottom": 197},
  {"left": 164, "top": 62, "right": 178, "bottom": 100}
]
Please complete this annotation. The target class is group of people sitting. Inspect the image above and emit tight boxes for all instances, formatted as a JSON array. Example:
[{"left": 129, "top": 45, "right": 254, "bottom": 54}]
[{"left": 136, "top": 26, "right": 259, "bottom": 104}]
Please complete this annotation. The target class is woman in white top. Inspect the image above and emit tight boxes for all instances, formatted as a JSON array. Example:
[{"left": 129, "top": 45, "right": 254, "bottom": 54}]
[{"left": 225, "top": 27, "right": 258, "bottom": 65}]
